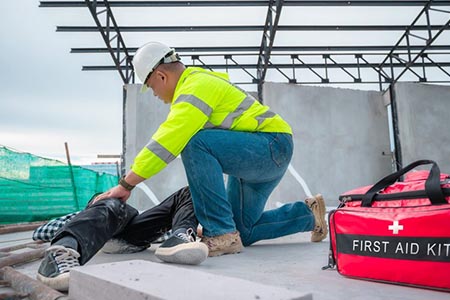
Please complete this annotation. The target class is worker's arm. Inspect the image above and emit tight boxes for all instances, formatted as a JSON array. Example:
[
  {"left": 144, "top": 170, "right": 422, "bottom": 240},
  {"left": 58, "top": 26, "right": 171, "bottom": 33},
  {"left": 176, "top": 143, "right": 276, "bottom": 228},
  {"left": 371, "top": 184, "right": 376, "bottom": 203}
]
[{"left": 92, "top": 171, "right": 145, "bottom": 203}]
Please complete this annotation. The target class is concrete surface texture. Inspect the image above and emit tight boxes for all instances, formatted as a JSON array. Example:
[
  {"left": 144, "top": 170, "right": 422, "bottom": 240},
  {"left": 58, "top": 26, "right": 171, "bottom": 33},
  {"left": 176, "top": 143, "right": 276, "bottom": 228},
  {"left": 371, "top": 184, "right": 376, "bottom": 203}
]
[
  {"left": 69, "top": 260, "right": 312, "bottom": 300},
  {"left": 394, "top": 82, "right": 450, "bottom": 171},
  {"left": 5, "top": 230, "right": 450, "bottom": 300}
]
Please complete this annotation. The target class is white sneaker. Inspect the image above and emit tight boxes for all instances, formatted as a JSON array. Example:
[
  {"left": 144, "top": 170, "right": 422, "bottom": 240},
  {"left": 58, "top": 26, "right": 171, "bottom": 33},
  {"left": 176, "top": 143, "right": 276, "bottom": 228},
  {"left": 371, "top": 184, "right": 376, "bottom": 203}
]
[{"left": 155, "top": 228, "right": 208, "bottom": 265}]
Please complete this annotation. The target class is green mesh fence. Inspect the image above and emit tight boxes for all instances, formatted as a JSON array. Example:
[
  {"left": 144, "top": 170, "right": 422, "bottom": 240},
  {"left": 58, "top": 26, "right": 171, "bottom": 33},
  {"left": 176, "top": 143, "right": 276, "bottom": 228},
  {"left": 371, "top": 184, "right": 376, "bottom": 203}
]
[{"left": 0, "top": 146, "right": 119, "bottom": 225}]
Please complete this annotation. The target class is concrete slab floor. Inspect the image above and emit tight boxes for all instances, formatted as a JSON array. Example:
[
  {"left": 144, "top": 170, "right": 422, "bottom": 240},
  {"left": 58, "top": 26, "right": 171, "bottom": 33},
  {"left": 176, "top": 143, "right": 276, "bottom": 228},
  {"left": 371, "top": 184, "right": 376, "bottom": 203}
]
[
  {"left": 70, "top": 260, "right": 312, "bottom": 300},
  {"left": 3, "top": 230, "right": 449, "bottom": 300}
]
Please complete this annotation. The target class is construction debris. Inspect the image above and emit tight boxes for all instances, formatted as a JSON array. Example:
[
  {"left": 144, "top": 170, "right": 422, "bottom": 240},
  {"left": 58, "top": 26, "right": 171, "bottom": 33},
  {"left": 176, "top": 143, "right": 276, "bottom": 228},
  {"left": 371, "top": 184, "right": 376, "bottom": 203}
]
[{"left": 0, "top": 267, "right": 66, "bottom": 300}]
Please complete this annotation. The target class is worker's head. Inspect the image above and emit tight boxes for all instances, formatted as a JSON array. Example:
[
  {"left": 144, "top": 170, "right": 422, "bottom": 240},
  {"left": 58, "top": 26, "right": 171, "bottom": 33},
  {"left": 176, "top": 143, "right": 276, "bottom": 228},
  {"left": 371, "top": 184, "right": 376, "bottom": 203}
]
[{"left": 132, "top": 41, "right": 185, "bottom": 103}]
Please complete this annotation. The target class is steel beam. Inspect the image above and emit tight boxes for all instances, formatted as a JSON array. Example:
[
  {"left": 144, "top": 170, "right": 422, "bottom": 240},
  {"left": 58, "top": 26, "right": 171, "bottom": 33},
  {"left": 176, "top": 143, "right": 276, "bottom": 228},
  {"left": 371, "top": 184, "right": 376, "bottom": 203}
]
[
  {"left": 84, "top": 0, "right": 133, "bottom": 84},
  {"left": 379, "top": 0, "right": 450, "bottom": 88},
  {"left": 83, "top": 61, "right": 450, "bottom": 70},
  {"left": 40, "top": 1, "right": 450, "bottom": 8},
  {"left": 41, "top": 0, "right": 450, "bottom": 88},
  {"left": 257, "top": 0, "right": 284, "bottom": 100},
  {"left": 70, "top": 45, "right": 450, "bottom": 54},
  {"left": 56, "top": 24, "right": 446, "bottom": 32}
]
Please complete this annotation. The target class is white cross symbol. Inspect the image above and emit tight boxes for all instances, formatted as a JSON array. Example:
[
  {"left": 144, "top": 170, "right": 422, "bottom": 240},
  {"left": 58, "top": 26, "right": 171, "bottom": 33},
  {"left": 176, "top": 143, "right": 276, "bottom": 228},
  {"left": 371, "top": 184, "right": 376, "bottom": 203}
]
[{"left": 388, "top": 220, "right": 404, "bottom": 234}]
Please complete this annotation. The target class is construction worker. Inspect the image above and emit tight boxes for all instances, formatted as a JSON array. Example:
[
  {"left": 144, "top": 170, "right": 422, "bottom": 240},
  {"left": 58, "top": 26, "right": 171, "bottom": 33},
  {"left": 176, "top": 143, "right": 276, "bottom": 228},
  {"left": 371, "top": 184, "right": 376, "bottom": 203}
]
[{"left": 94, "top": 41, "right": 328, "bottom": 256}]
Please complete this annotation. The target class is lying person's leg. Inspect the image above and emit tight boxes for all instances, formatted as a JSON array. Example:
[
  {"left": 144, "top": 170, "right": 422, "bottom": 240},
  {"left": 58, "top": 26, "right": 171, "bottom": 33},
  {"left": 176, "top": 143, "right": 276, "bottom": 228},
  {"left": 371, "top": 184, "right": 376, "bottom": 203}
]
[
  {"left": 37, "top": 198, "right": 139, "bottom": 291},
  {"left": 116, "top": 186, "right": 208, "bottom": 265}
]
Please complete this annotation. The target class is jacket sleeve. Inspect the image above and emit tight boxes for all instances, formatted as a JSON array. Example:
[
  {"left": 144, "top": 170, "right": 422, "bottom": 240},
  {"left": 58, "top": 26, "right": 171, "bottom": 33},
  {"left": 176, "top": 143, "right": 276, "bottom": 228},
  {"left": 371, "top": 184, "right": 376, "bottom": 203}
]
[{"left": 131, "top": 76, "right": 219, "bottom": 179}]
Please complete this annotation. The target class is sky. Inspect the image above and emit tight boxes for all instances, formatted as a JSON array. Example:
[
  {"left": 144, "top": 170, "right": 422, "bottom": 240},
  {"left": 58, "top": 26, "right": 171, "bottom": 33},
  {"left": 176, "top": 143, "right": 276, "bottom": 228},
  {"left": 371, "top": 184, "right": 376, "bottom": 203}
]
[
  {"left": 0, "top": 1, "right": 448, "bottom": 165},
  {"left": 0, "top": 1, "right": 123, "bottom": 165}
]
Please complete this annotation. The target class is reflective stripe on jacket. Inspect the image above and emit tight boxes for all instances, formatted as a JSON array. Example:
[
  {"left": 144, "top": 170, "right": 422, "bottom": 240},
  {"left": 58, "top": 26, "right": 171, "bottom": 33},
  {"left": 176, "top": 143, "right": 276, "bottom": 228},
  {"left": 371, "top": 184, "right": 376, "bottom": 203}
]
[{"left": 131, "top": 67, "right": 292, "bottom": 179}]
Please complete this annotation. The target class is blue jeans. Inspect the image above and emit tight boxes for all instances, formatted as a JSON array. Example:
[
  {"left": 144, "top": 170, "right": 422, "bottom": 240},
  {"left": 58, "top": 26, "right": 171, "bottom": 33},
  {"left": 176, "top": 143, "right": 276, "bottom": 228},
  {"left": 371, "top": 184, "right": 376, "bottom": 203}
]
[{"left": 181, "top": 129, "right": 315, "bottom": 246}]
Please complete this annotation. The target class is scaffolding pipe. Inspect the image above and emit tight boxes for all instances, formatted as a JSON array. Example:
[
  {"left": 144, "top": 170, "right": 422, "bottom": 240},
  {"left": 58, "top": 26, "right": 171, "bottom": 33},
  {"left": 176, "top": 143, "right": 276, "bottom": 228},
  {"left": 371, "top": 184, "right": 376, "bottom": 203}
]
[
  {"left": 64, "top": 142, "right": 80, "bottom": 210},
  {"left": 0, "top": 267, "right": 66, "bottom": 300},
  {"left": 0, "top": 248, "right": 46, "bottom": 269},
  {"left": 0, "top": 222, "right": 46, "bottom": 235},
  {"left": 0, "top": 241, "right": 44, "bottom": 254}
]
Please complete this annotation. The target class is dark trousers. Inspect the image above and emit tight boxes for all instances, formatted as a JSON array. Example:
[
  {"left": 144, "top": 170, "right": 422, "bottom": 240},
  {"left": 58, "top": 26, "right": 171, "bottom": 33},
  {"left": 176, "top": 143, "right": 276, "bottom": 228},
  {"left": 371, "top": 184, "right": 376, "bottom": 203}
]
[{"left": 52, "top": 186, "right": 197, "bottom": 265}]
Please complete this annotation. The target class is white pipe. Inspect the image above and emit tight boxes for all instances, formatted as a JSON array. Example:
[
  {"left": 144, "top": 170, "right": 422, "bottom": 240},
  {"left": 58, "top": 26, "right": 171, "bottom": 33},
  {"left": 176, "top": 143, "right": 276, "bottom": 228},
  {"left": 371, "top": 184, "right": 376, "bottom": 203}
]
[{"left": 135, "top": 183, "right": 160, "bottom": 206}]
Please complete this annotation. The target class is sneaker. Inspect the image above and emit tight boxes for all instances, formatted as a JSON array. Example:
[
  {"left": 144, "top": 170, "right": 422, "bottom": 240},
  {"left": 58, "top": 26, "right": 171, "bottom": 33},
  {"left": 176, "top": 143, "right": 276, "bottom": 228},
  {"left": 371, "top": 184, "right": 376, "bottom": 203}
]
[
  {"left": 36, "top": 245, "right": 80, "bottom": 291},
  {"left": 201, "top": 231, "right": 243, "bottom": 257},
  {"left": 102, "top": 239, "right": 150, "bottom": 254},
  {"left": 155, "top": 228, "right": 208, "bottom": 265},
  {"left": 305, "top": 194, "right": 328, "bottom": 242}
]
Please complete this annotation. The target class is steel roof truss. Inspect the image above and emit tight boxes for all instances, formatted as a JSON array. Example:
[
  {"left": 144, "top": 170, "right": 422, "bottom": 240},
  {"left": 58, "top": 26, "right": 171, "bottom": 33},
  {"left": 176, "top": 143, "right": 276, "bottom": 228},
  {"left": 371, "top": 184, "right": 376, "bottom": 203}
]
[
  {"left": 84, "top": 0, "right": 133, "bottom": 84},
  {"left": 379, "top": 0, "right": 450, "bottom": 88},
  {"left": 257, "top": 0, "right": 284, "bottom": 100}
]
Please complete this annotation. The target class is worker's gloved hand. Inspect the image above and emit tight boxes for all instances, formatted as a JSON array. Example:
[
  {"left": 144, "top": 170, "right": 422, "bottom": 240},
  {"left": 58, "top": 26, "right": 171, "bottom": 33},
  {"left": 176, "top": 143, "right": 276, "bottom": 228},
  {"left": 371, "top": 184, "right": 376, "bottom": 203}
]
[{"left": 92, "top": 185, "right": 131, "bottom": 204}]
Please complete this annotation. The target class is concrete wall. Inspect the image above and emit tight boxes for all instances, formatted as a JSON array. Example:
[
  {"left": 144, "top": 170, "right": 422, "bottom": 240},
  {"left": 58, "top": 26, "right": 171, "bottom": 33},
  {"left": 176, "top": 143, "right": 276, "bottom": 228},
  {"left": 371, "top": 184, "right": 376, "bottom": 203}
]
[
  {"left": 394, "top": 83, "right": 450, "bottom": 172},
  {"left": 263, "top": 83, "right": 392, "bottom": 207}
]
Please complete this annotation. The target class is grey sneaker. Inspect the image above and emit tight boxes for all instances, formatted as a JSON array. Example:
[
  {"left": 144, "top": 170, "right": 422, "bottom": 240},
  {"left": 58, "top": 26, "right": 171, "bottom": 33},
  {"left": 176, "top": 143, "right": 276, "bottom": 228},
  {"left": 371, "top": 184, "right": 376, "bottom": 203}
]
[
  {"left": 305, "top": 194, "right": 328, "bottom": 242},
  {"left": 201, "top": 231, "right": 243, "bottom": 257},
  {"left": 102, "top": 239, "right": 150, "bottom": 254},
  {"left": 36, "top": 245, "right": 80, "bottom": 291},
  {"left": 155, "top": 228, "right": 208, "bottom": 265}
]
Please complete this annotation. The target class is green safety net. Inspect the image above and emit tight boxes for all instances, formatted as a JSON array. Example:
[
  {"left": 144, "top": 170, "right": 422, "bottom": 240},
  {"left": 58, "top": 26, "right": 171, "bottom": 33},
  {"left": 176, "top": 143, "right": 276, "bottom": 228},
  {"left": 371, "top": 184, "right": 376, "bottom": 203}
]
[{"left": 0, "top": 146, "right": 119, "bottom": 225}]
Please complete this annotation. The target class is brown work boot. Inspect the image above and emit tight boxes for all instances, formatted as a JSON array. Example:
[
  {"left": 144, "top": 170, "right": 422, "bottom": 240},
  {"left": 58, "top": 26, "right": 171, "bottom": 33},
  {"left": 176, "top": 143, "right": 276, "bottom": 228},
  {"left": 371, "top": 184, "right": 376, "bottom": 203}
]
[
  {"left": 201, "top": 231, "right": 244, "bottom": 257},
  {"left": 305, "top": 194, "right": 328, "bottom": 242}
]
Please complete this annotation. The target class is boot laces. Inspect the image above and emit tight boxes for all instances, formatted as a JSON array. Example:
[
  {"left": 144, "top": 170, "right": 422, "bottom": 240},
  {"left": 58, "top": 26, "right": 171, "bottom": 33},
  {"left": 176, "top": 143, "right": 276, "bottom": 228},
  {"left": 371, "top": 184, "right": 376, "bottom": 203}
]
[
  {"left": 50, "top": 246, "right": 80, "bottom": 273},
  {"left": 175, "top": 228, "right": 196, "bottom": 243}
]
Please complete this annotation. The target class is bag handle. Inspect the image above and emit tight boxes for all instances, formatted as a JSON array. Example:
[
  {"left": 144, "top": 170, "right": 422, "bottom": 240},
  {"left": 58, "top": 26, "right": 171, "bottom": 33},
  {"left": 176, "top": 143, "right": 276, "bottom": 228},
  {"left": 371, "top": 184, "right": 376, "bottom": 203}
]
[{"left": 361, "top": 159, "right": 446, "bottom": 207}]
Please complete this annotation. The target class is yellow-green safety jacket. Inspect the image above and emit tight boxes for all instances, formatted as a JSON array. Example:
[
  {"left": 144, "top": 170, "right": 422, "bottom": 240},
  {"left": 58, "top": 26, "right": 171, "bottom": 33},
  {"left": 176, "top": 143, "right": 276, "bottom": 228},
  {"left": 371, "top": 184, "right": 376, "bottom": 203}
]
[{"left": 131, "top": 67, "right": 292, "bottom": 179}]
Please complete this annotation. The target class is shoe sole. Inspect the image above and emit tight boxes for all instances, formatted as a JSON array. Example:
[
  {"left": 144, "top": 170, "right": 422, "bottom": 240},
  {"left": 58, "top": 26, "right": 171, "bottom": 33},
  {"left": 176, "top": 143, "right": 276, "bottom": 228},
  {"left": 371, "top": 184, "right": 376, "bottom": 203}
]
[
  {"left": 207, "top": 242, "right": 243, "bottom": 257},
  {"left": 208, "top": 247, "right": 242, "bottom": 257},
  {"left": 155, "top": 242, "right": 209, "bottom": 265},
  {"left": 310, "top": 194, "right": 328, "bottom": 242},
  {"left": 36, "top": 272, "right": 70, "bottom": 292}
]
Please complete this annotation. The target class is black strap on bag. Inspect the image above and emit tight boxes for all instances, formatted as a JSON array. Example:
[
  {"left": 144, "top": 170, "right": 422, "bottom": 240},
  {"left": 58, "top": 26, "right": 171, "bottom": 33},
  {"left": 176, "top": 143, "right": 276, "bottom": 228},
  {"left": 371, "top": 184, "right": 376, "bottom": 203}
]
[{"left": 361, "top": 159, "right": 447, "bottom": 207}]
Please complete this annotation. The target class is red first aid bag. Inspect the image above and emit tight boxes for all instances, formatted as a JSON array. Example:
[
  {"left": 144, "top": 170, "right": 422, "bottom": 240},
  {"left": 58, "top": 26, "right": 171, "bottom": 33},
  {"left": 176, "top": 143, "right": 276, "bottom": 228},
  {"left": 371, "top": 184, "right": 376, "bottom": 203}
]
[{"left": 326, "top": 160, "right": 450, "bottom": 291}]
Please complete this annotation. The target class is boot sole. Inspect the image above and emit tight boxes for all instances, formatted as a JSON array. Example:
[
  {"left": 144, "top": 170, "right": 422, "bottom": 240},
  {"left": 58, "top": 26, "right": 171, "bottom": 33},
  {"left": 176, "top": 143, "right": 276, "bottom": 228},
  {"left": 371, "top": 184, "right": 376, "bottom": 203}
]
[
  {"left": 155, "top": 242, "right": 208, "bottom": 265},
  {"left": 310, "top": 194, "right": 328, "bottom": 242},
  {"left": 36, "top": 272, "right": 70, "bottom": 292},
  {"left": 208, "top": 244, "right": 243, "bottom": 257},
  {"left": 208, "top": 248, "right": 242, "bottom": 257}
]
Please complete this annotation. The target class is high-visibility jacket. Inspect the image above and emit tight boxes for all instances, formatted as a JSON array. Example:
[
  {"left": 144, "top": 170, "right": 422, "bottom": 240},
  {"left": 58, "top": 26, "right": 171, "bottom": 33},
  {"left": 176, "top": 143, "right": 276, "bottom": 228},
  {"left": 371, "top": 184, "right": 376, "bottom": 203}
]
[{"left": 131, "top": 67, "right": 292, "bottom": 179}]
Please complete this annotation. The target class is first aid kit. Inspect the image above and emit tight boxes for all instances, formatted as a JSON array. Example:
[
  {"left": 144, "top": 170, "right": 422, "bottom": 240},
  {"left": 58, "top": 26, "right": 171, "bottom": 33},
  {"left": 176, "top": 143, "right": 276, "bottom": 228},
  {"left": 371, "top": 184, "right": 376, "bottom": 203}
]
[{"left": 325, "top": 160, "right": 450, "bottom": 291}]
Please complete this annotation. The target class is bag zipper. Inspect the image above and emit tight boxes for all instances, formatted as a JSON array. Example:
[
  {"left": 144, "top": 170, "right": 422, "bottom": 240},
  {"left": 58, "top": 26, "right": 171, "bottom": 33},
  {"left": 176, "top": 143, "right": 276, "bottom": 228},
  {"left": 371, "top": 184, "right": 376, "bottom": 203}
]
[{"left": 339, "top": 187, "right": 450, "bottom": 203}]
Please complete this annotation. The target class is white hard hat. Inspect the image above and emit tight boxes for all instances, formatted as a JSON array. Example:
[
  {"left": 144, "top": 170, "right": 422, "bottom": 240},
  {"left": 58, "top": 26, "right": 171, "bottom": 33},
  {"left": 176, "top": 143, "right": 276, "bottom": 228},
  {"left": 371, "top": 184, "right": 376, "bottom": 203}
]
[{"left": 132, "top": 41, "right": 181, "bottom": 93}]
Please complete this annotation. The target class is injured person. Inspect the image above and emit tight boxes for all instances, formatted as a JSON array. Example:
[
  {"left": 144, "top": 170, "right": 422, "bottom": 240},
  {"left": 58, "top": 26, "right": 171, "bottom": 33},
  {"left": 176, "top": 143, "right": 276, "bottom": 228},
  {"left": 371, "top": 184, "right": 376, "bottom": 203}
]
[{"left": 35, "top": 186, "right": 208, "bottom": 291}]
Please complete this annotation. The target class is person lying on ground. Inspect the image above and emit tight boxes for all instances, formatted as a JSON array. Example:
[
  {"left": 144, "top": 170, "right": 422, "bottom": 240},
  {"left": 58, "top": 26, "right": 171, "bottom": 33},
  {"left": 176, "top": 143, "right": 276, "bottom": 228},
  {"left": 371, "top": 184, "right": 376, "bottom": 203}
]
[{"left": 36, "top": 186, "right": 208, "bottom": 292}]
